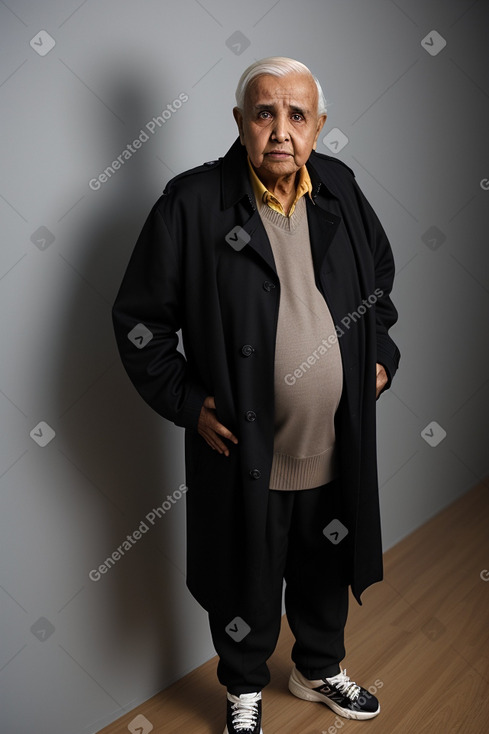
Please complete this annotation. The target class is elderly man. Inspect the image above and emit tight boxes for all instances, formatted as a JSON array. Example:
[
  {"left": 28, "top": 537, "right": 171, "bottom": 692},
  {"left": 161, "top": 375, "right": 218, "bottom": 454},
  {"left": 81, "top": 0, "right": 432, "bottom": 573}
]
[{"left": 112, "top": 57, "right": 400, "bottom": 734}]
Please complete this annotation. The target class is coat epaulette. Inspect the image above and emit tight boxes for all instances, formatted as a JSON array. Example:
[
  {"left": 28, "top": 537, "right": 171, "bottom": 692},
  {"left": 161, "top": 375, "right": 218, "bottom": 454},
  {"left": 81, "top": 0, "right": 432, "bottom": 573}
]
[
  {"left": 310, "top": 150, "right": 355, "bottom": 178},
  {"left": 163, "top": 158, "right": 222, "bottom": 193}
]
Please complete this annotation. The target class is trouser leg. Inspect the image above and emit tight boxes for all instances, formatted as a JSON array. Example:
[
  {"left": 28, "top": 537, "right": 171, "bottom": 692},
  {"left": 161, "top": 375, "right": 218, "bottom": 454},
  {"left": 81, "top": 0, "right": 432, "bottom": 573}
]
[
  {"left": 284, "top": 480, "right": 349, "bottom": 679},
  {"left": 208, "top": 589, "right": 283, "bottom": 695},
  {"left": 207, "top": 480, "right": 350, "bottom": 692},
  {"left": 208, "top": 489, "right": 294, "bottom": 694}
]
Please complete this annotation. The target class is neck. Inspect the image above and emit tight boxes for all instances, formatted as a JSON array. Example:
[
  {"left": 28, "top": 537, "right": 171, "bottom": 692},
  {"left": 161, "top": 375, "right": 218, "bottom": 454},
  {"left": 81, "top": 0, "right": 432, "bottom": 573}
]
[{"left": 257, "top": 169, "right": 300, "bottom": 214}]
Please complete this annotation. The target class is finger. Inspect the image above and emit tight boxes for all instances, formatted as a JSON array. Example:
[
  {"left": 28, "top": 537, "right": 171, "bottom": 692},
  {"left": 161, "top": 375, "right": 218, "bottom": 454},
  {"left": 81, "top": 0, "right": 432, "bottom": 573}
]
[
  {"left": 198, "top": 420, "right": 231, "bottom": 452},
  {"left": 202, "top": 396, "right": 238, "bottom": 444},
  {"left": 202, "top": 430, "right": 231, "bottom": 456},
  {"left": 212, "top": 421, "right": 238, "bottom": 444},
  {"left": 202, "top": 409, "right": 238, "bottom": 444},
  {"left": 208, "top": 426, "right": 234, "bottom": 454}
]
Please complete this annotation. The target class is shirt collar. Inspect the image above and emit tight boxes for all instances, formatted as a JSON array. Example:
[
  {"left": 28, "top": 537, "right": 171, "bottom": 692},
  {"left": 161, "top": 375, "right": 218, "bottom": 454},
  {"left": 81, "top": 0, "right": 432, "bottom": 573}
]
[
  {"left": 247, "top": 156, "right": 313, "bottom": 217},
  {"left": 219, "top": 138, "right": 341, "bottom": 212}
]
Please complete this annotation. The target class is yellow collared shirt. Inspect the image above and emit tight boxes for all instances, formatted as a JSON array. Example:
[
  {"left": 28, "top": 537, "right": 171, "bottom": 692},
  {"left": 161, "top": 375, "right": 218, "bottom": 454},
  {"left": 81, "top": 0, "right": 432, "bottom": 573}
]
[{"left": 247, "top": 157, "right": 313, "bottom": 217}]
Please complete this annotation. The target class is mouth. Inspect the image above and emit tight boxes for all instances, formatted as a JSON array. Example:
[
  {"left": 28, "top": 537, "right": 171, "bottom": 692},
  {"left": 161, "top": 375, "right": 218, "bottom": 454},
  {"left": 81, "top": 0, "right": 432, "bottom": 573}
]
[{"left": 265, "top": 150, "right": 292, "bottom": 159}]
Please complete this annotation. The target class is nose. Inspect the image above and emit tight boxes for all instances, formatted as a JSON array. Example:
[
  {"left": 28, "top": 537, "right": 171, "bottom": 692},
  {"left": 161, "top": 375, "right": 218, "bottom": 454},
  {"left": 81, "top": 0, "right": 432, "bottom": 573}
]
[{"left": 271, "top": 112, "right": 289, "bottom": 142}]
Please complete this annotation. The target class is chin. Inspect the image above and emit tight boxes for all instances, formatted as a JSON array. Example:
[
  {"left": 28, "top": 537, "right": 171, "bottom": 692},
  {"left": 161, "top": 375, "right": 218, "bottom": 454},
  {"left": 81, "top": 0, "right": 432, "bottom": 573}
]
[{"left": 266, "top": 162, "right": 297, "bottom": 175}]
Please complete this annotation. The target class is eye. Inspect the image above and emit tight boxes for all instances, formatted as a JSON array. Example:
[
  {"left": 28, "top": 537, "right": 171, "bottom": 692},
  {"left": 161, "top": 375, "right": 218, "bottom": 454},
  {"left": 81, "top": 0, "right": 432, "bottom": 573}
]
[
  {"left": 291, "top": 113, "right": 304, "bottom": 122},
  {"left": 258, "top": 110, "right": 272, "bottom": 119}
]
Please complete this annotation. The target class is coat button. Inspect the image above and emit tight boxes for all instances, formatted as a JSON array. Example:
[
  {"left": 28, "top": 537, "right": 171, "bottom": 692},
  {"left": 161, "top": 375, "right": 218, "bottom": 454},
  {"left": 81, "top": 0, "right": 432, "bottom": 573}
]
[
  {"left": 245, "top": 410, "right": 256, "bottom": 422},
  {"left": 241, "top": 344, "right": 255, "bottom": 357},
  {"left": 249, "top": 468, "right": 261, "bottom": 480},
  {"left": 263, "top": 280, "right": 276, "bottom": 292}
]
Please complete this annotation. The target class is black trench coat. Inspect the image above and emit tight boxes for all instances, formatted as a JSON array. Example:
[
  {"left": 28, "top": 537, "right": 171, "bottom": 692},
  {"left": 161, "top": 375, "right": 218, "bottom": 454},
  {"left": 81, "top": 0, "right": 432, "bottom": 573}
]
[{"left": 112, "top": 138, "right": 400, "bottom": 619}]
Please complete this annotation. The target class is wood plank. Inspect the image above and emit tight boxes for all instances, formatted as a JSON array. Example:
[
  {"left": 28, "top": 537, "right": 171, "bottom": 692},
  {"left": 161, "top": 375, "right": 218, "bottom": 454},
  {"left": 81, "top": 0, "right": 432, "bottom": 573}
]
[{"left": 97, "top": 481, "right": 489, "bottom": 734}]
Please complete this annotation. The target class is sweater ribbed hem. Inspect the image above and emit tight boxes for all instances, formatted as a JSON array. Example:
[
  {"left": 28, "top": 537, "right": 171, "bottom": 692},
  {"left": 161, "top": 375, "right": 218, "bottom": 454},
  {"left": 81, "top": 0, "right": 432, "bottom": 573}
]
[{"left": 269, "top": 446, "right": 337, "bottom": 490}]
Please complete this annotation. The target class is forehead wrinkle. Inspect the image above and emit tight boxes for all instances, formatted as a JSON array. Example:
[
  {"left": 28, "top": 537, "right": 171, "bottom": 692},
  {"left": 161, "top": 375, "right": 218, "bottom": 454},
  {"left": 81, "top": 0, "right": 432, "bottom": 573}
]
[{"left": 247, "top": 83, "right": 317, "bottom": 115}]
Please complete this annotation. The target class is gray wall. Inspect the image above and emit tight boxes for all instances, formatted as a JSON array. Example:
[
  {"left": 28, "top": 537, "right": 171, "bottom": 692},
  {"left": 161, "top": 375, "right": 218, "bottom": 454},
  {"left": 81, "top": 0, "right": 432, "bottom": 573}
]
[{"left": 1, "top": 1, "right": 488, "bottom": 732}]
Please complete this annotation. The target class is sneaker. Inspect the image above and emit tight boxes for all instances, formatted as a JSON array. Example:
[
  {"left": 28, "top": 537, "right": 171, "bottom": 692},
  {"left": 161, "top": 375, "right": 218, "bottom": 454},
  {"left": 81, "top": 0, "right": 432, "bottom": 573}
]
[
  {"left": 288, "top": 666, "right": 380, "bottom": 720},
  {"left": 224, "top": 691, "right": 263, "bottom": 733}
]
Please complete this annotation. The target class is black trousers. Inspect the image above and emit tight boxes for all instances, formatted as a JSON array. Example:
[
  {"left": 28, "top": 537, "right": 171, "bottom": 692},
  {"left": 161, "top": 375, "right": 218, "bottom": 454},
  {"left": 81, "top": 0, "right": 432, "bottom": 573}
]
[{"left": 208, "top": 480, "right": 350, "bottom": 694}]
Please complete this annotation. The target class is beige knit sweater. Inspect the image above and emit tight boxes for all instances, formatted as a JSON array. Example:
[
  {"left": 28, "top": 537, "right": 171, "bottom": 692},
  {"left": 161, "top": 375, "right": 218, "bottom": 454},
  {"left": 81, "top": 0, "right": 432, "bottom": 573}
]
[{"left": 258, "top": 197, "right": 344, "bottom": 490}]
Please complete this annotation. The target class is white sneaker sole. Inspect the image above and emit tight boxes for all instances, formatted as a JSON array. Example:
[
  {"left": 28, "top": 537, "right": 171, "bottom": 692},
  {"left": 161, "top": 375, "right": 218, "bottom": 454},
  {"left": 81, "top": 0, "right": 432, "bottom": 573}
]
[{"left": 288, "top": 669, "right": 380, "bottom": 721}]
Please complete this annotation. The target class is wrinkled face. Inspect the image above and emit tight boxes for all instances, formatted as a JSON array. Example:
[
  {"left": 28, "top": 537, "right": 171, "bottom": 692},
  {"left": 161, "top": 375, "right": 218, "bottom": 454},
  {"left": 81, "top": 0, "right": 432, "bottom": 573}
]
[{"left": 233, "top": 71, "right": 326, "bottom": 183}]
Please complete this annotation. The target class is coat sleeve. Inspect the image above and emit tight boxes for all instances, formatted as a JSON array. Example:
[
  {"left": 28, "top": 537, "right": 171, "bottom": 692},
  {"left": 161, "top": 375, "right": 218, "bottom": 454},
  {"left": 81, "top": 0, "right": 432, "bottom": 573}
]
[
  {"left": 353, "top": 180, "right": 401, "bottom": 391},
  {"left": 111, "top": 197, "right": 208, "bottom": 428}
]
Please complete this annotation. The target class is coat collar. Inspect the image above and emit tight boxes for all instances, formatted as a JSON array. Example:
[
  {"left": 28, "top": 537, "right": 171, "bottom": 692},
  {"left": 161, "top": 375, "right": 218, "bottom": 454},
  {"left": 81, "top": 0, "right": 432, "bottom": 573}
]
[{"left": 220, "top": 137, "right": 341, "bottom": 211}]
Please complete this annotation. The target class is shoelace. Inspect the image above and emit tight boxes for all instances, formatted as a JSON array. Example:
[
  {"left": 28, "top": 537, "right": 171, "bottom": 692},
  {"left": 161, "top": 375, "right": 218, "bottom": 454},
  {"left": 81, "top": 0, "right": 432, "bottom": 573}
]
[
  {"left": 327, "top": 669, "right": 361, "bottom": 701},
  {"left": 229, "top": 692, "right": 260, "bottom": 731}
]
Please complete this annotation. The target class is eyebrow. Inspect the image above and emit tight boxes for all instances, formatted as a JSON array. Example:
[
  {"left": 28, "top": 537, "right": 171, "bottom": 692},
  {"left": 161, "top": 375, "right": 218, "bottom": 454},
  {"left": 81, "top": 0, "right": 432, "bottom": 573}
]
[{"left": 253, "top": 103, "right": 309, "bottom": 115}]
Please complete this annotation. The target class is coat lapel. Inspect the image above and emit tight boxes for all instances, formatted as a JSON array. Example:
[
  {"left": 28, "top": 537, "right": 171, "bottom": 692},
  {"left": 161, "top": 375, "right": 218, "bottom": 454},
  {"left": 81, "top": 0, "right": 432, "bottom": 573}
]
[
  {"left": 238, "top": 208, "right": 278, "bottom": 275},
  {"left": 306, "top": 198, "right": 341, "bottom": 276},
  {"left": 220, "top": 138, "right": 278, "bottom": 275},
  {"left": 220, "top": 138, "right": 344, "bottom": 279}
]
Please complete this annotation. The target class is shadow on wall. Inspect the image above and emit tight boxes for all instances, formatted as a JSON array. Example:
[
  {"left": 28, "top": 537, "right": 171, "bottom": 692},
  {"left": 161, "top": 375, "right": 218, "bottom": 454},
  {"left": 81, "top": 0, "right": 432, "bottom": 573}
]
[{"left": 54, "top": 63, "right": 197, "bottom": 718}]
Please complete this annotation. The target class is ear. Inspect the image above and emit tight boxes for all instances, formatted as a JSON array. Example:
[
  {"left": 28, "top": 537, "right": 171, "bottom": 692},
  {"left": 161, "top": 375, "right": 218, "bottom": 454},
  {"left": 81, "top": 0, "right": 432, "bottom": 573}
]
[
  {"left": 312, "top": 114, "right": 327, "bottom": 150},
  {"left": 233, "top": 107, "right": 246, "bottom": 145}
]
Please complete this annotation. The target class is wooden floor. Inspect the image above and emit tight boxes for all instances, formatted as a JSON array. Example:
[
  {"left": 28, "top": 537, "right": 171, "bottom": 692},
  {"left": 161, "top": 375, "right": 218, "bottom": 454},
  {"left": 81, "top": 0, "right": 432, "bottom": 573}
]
[{"left": 99, "top": 482, "right": 489, "bottom": 734}]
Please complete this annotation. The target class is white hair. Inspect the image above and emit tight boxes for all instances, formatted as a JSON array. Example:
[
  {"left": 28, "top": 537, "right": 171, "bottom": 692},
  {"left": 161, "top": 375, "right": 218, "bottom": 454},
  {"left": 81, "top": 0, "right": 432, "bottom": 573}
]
[{"left": 235, "top": 56, "right": 327, "bottom": 116}]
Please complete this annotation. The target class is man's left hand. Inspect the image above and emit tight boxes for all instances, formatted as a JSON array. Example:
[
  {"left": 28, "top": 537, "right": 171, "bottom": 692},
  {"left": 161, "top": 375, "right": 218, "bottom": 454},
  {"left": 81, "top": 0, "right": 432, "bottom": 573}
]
[{"left": 376, "top": 363, "right": 388, "bottom": 399}]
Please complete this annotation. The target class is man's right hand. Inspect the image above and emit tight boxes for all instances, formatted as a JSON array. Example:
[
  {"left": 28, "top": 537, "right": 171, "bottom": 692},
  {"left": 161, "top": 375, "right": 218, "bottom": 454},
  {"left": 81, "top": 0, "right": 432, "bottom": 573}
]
[{"left": 197, "top": 396, "right": 238, "bottom": 457}]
